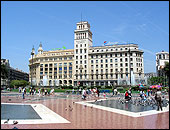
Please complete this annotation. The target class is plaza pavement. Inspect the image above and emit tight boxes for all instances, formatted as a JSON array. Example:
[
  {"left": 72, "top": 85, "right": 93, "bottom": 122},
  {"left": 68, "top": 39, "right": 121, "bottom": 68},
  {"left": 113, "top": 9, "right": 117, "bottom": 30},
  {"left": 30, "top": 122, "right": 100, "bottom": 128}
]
[{"left": 1, "top": 91, "right": 169, "bottom": 129}]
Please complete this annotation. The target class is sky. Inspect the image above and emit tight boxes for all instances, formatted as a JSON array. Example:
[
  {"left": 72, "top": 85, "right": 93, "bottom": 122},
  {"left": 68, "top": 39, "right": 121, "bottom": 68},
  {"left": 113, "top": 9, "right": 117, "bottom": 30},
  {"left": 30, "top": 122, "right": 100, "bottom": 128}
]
[{"left": 1, "top": 1, "right": 169, "bottom": 73}]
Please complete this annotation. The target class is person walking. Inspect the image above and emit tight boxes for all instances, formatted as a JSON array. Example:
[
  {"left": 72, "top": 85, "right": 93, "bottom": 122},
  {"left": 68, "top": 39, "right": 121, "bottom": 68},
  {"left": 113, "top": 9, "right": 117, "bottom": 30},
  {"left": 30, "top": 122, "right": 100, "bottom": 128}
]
[
  {"left": 112, "top": 88, "right": 114, "bottom": 96},
  {"left": 155, "top": 88, "right": 163, "bottom": 111}
]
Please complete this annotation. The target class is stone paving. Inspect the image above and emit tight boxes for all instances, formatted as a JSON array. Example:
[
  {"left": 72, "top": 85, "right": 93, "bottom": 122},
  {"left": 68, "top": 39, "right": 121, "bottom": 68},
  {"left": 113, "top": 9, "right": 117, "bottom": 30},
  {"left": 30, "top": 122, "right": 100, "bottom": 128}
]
[{"left": 1, "top": 91, "right": 169, "bottom": 129}]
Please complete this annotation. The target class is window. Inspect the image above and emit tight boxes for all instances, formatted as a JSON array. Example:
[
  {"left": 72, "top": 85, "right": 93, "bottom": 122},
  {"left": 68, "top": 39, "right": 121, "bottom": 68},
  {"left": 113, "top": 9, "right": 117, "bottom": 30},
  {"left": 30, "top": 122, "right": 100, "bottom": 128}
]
[
  {"left": 80, "top": 49, "right": 82, "bottom": 53},
  {"left": 76, "top": 56, "right": 78, "bottom": 59},
  {"left": 130, "top": 58, "right": 133, "bottom": 61},
  {"left": 101, "top": 64, "right": 103, "bottom": 68},
  {"left": 40, "top": 64, "right": 43, "bottom": 67},
  {"left": 125, "top": 58, "right": 128, "bottom": 62},
  {"left": 54, "top": 63, "right": 57, "bottom": 67},
  {"left": 84, "top": 49, "right": 87, "bottom": 53},
  {"left": 96, "top": 65, "right": 98, "bottom": 68},
  {"left": 125, "top": 53, "right": 127, "bottom": 56},
  {"left": 115, "top": 54, "right": 117, "bottom": 57},
  {"left": 120, "top": 53, "right": 122, "bottom": 57},
  {"left": 101, "top": 55, "right": 103, "bottom": 58},
  {"left": 45, "top": 64, "right": 48, "bottom": 67},
  {"left": 64, "top": 57, "right": 67, "bottom": 60},
  {"left": 125, "top": 63, "right": 128, "bottom": 67},
  {"left": 80, "top": 61, "right": 82, "bottom": 64},
  {"left": 91, "top": 60, "right": 93, "bottom": 64},
  {"left": 76, "top": 61, "right": 78, "bottom": 64},
  {"left": 101, "top": 59, "right": 103, "bottom": 63},
  {"left": 96, "top": 60, "right": 98, "bottom": 63},
  {"left": 106, "top": 64, "right": 108, "bottom": 68},
  {"left": 69, "top": 62, "right": 72, "bottom": 66},
  {"left": 120, "top": 58, "right": 122, "bottom": 62},
  {"left": 120, "top": 63, "right": 123, "bottom": 67},
  {"left": 105, "top": 59, "right": 108, "bottom": 63},
  {"left": 91, "top": 55, "right": 93, "bottom": 58},
  {"left": 110, "top": 59, "right": 113, "bottom": 62},
  {"left": 76, "top": 49, "right": 78, "bottom": 54},
  {"left": 105, "top": 54, "right": 107, "bottom": 58},
  {"left": 84, "top": 55, "right": 87, "bottom": 59},
  {"left": 115, "top": 59, "right": 118, "bottom": 62},
  {"left": 110, "top": 54, "right": 112, "bottom": 57},
  {"left": 80, "top": 56, "right": 82, "bottom": 59},
  {"left": 96, "top": 55, "right": 98, "bottom": 58}
]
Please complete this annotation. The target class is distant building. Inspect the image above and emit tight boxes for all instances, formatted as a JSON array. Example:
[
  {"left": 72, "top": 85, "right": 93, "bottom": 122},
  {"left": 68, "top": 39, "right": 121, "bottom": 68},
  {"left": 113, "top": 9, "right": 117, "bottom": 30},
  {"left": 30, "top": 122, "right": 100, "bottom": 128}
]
[
  {"left": 156, "top": 51, "right": 169, "bottom": 77},
  {"left": 144, "top": 72, "right": 157, "bottom": 78},
  {"left": 1, "top": 59, "right": 29, "bottom": 88}
]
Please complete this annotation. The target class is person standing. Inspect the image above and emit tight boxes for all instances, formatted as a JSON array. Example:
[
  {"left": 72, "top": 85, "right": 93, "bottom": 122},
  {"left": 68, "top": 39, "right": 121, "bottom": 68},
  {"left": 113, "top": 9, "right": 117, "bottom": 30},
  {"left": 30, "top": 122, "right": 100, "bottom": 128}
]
[
  {"left": 22, "top": 87, "right": 25, "bottom": 99},
  {"left": 112, "top": 88, "right": 114, "bottom": 96},
  {"left": 155, "top": 89, "right": 163, "bottom": 111},
  {"left": 38, "top": 88, "right": 41, "bottom": 97},
  {"left": 96, "top": 88, "right": 100, "bottom": 97}
]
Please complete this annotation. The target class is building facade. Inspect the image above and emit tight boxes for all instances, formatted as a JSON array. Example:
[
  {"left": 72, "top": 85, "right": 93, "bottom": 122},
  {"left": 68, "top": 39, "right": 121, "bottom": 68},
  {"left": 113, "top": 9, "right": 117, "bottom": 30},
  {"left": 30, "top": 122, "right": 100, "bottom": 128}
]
[
  {"left": 156, "top": 51, "right": 169, "bottom": 77},
  {"left": 29, "top": 21, "right": 145, "bottom": 87},
  {"left": 1, "top": 59, "right": 29, "bottom": 88},
  {"left": 29, "top": 44, "right": 74, "bottom": 86}
]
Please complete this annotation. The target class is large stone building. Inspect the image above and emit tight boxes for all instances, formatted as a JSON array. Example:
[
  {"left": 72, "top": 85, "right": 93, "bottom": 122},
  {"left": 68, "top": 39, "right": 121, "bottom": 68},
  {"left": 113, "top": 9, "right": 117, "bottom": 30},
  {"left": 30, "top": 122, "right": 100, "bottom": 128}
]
[{"left": 29, "top": 21, "right": 145, "bottom": 87}]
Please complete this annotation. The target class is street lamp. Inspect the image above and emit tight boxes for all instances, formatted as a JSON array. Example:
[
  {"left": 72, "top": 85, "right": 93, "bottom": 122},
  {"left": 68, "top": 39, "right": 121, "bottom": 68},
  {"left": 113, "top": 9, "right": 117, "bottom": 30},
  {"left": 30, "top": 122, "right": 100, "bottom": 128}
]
[
  {"left": 31, "top": 51, "right": 34, "bottom": 88},
  {"left": 129, "top": 44, "right": 131, "bottom": 87}
]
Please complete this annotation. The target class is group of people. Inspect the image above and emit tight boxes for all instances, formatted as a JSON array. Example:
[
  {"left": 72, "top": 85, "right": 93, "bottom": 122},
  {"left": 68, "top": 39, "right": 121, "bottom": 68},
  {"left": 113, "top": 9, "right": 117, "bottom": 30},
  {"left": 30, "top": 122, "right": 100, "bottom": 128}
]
[
  {"left": 19, "top": 87, "right": 55, "bottom": 99},
  {"left": 81, "top": 88, "right": 101, "bottom": 100}
]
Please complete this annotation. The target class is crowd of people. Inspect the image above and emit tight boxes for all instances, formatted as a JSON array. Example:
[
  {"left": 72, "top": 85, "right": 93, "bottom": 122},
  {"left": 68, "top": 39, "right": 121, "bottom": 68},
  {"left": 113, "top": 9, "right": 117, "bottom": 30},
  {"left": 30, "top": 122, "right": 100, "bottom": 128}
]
[{"left": 18, "top": 87, "right": 55, "bottom": 99}]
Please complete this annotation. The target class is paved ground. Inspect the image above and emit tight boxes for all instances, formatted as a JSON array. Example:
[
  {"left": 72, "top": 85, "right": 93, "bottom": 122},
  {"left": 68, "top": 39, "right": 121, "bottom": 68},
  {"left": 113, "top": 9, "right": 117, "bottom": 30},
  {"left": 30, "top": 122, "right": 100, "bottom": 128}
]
[{"left": 1, "top": 91, "right": 169, "bottom": 129}]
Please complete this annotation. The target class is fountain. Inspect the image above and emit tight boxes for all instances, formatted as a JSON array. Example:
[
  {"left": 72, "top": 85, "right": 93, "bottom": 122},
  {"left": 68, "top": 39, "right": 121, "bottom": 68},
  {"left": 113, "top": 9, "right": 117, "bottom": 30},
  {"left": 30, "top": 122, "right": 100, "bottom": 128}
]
[
  {"left": 43, "top": 75, "right": 48, "bottom": 86},
  {"left": 131, "top": 71, "right": 136, "bottom": 86}
]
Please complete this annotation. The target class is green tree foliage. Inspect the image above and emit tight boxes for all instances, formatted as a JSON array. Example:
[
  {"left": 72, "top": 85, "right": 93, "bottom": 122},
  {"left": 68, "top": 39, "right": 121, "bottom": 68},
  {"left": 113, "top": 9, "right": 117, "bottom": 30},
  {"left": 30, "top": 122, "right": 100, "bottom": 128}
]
[
  {"left": 10, "top": 80, "right": 29, "bottom": 88},
  {"left": 148, "top": 76, "right": 166, "bottom": 86},
  {"left": 163, "top": 62, "right": 169, "bottom": 77},
  {"left": 1, "top": 64, "right": 9, "bottom": 79}
]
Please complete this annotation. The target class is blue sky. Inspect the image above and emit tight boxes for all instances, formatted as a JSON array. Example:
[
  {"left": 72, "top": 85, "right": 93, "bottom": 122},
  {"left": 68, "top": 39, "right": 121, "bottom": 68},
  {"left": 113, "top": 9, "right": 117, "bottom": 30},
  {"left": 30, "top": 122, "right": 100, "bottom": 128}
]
[{"left": 1, "top": 1, "right": 169, "bottom": 73}]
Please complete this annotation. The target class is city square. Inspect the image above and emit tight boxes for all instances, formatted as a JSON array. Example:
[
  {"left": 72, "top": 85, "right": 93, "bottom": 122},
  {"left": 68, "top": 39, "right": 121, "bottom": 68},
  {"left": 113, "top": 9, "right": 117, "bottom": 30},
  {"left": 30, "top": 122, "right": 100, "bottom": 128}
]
[{"left": 1, "top": 1, "right": 169, "bottom": 129}]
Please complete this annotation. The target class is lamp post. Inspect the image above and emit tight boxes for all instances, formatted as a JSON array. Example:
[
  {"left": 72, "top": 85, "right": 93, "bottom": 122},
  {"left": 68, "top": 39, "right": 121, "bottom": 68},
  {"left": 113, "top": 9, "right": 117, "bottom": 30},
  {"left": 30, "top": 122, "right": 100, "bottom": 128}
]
[
  {"left": 129, "top": 44, "right": 131, "bottom": 87},
  {"left": 31, "top": 51, "right": 34, "bottom": 88}
]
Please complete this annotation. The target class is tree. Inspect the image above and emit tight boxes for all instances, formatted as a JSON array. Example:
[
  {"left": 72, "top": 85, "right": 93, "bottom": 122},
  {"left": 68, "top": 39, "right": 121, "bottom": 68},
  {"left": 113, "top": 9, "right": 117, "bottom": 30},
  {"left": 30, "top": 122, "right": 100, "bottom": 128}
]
[
  {"left": 1, "top": 64, "right": 9, "bottom": 79},
  {"left": 10, "top": 80, "right": 29, "bottom": 88},
  {"left": 163, "top": 62, "right": 169, "bottom": 77}
]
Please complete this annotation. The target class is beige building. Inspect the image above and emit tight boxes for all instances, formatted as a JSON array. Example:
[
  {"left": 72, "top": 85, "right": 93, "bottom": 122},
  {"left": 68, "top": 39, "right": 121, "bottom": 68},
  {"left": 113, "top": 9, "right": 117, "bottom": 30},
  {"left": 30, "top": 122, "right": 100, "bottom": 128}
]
[
  {"left": 29, "top": 21, "right": 145, "bottom": 87},
  {"left": 29, "top": 44, "right": 74, "bottom": 86}
]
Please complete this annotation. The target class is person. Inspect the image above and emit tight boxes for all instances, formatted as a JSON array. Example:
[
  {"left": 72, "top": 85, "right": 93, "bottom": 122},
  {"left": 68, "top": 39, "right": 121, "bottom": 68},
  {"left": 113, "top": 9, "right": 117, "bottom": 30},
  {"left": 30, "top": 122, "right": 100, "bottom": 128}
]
[
  {"left": 38, "top": 88, "right": 41, "bottom": 96},
  {"left": 155, "top": 88, "right": 163, "bottom": 111},
  {"left": 103, "top": 92, "right": 106, "bottom": 98},
  {"left": 114, "top": 88, "right": 117, "bottom": 95},
  {"left": 45, "top": 89, "right": 47, "bottom": 95},
  {"left": 72, "top": 88, "right": 75, "bottom": 94},
  {"left": 96, "top": 88, "right": 100, "bottom": 97},
  {"left": 22, "top": 87, "right": 25, "bottom": 99},
  {"left": 79, "top": 88, "right": 82, "bottom": 95},
  {"left": 24, "top": 88, "right": 27, "bottom": 95},
  {"left": 50, "top": 88, "right": 54, "bottom": 95},
  {"left": 125, "top": 90, "right": 129, "bottom": 101},
  {"left": 148, "top": 89, "right": 150, "bottom": 96},
  {"left": 82, "top": 88, "right": 87, "bottom": 100},
  {"left": 29, "top": 88, "right": 32, "bottom": 95},
  {"left": 34, "top": 88, "right": 36, "bottom": 95},
  {"left": 19, "top": 87, "right": 21, "bottom": 93},
  {"left": 128, "top": 88, "right": 132, "bottom": 100},
  {"left": 112, "top": 88, "right": 114, "bottom": 96},
  {"left": 42, "top": 88, "right": 44, "bottom": 96}
]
